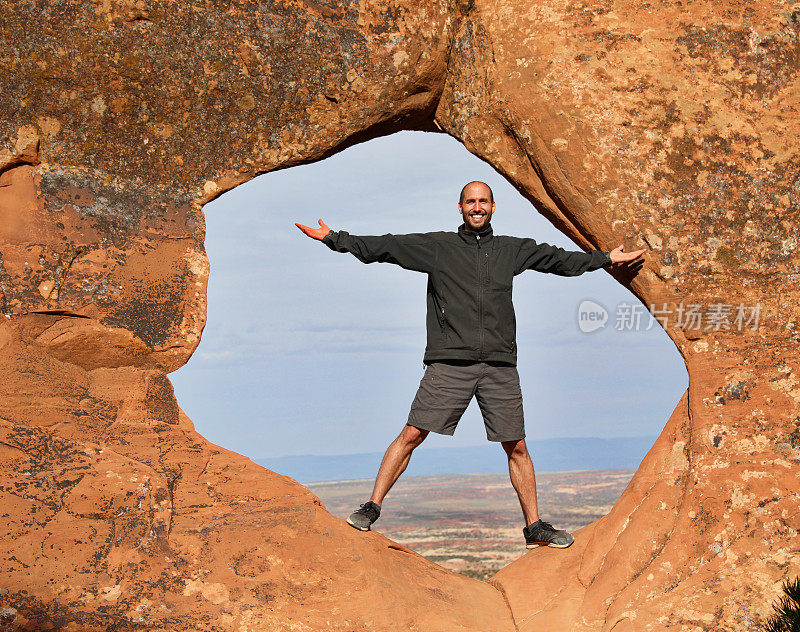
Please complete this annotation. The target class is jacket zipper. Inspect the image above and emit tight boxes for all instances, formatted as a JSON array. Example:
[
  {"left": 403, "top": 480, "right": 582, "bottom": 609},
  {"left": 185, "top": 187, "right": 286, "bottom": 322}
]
[{"left": 477, "top": 234, "right": 483, "bottom": 360}]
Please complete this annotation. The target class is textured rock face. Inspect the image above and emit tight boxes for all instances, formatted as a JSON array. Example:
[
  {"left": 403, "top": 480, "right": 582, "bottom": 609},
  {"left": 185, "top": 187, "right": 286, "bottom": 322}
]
[
  {"left": 0, "top": 315, "right": 514, "bottom": 631},
  {"left": 1, "top": 0, "right": 798, "bottom": 630},
  {"left": 0, "top": 0, "right": 451, "bottom": 369},
  {"left": 437, "top": 2, "right": 800, "bottom": 629},
  {"left": 438, "top": 0, "right": 800, "bottom": 306}
]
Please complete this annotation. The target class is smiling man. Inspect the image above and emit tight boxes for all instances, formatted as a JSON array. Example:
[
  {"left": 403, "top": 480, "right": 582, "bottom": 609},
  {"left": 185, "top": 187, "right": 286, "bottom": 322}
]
[{"left": 296, "top": 181, "right": 645, "bottom": 549}]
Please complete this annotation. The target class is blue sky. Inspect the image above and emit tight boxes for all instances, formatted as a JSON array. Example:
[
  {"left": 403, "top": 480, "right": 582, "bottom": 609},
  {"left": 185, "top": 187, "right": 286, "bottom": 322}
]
[{"left": 170, "top": 131, "right": 688, "bottom": 459}]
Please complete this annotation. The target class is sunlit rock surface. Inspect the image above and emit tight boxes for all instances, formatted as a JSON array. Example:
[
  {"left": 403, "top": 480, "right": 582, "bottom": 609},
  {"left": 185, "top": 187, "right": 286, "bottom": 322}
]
[{"left": 1, "top": 0, "right": 798, "bottom": 629}]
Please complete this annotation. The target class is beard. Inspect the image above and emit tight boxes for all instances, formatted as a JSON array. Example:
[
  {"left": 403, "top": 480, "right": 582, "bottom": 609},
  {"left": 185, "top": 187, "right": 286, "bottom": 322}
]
[{"left": 462, "top": 211, "right": 491, "bottom": 231}]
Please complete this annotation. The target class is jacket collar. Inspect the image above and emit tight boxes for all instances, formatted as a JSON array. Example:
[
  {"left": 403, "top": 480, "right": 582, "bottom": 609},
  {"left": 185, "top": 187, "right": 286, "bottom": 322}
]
[{"left": 457, "top": 222, "right": 494, "bottom": 244}]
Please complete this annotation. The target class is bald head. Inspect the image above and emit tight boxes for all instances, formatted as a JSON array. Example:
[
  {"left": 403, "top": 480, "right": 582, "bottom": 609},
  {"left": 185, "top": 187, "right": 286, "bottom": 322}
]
[
  {"left": 458, "top": 181, "right": 495, "bottom": 232},
  {"left": 459, "top": 181, "right": 494, "bottom": 206}
]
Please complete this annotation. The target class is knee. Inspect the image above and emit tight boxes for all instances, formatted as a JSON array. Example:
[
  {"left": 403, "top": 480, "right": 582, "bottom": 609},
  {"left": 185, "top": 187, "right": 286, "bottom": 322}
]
[
  {"left": 401, "top": 424, "right": 429, "bottom": 447},
  {"left": 502, "top": 437, "right": 528, "bottom": 458}
]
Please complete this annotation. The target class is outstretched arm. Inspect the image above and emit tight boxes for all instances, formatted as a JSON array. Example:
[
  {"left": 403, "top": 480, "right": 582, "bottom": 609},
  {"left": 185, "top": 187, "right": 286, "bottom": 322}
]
[
  {"left": 294, "top": 219, "right": 436, "bottom": 273},
  {"left": 514, "top": 238, "right": 646, "bottom": 276},
  {"left": 514, "top": 239, "right": 612, "bottom": 276}
]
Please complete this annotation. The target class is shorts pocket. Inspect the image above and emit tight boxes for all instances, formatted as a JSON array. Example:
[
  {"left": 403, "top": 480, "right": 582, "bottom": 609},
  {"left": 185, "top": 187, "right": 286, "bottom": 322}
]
[{"left": 424, "top": 362, "right": 439, "bottom": 381}]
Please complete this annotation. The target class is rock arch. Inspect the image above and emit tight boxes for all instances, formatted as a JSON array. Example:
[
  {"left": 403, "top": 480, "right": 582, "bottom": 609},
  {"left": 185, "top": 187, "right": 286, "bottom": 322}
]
[{"left": 1, "top": 0, "right": 798, "bottom": 630}]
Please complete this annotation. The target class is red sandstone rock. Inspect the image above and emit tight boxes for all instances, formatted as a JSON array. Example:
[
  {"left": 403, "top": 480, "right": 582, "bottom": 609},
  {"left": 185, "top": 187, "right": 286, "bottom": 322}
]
[
  {"left": 1, "top": 0, "right": 798, "bottom": 630},
  {"left": 437, "top": 2, "right": 800, "bottom": 629},
  {"left": 0, "top": 318, "right": 515, "bottom": 630}
]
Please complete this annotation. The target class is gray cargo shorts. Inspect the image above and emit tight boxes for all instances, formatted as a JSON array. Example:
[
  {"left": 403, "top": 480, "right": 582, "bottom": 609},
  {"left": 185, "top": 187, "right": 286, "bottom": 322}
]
[{"left": 406, "top": 360, "right": 525, "bottom": 442}]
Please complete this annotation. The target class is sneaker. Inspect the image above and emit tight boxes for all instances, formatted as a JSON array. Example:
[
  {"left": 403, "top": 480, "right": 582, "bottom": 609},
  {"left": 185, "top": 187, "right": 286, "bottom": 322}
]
[
  {"left": 346, "top": 501, "right": 381, "bottom": 531},
  {"left": 523, "top": 519, "right": 574, "bottom": 549}
]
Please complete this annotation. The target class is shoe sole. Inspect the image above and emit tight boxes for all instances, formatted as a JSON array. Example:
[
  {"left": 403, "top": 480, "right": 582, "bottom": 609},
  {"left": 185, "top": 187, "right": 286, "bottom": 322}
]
[
  {"left": 346, "top": 517, "right": 371, "bottom": 531},
  {"left": 526, "top": 541, "right": 573, "bottom": 549}
]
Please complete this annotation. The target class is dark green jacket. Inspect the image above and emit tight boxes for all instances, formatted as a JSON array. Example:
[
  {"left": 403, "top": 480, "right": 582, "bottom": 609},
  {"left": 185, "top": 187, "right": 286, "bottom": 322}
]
[{"left": 322, "top": 223, "right": 612, "bottom": 365}]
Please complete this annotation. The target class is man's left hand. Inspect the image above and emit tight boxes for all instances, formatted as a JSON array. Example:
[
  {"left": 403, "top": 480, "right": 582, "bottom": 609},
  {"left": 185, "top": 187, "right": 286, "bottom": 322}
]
[{"left": 609, "top": 244, "right": 646, "bottom": 264}]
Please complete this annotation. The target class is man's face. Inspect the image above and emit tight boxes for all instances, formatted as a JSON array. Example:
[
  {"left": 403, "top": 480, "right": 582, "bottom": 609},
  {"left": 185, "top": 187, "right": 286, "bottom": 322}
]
[{"left": 459, "top": 183, "right": 495, "bottom": 231}]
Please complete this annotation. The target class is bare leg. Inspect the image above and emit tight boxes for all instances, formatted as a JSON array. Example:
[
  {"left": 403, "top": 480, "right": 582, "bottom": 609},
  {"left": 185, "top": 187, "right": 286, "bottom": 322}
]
[
  {"left": 370, "top": 424, "right": 429, "bottom": 505},
  {"left": 502, "top": 438, "right": 539, "bottom": 526}
]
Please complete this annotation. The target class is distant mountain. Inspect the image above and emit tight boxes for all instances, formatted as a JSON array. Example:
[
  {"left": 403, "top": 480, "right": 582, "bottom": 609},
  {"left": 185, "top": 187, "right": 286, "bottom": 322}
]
[{"left": 255, "top": 436, "right": 658, "bottom": 483}]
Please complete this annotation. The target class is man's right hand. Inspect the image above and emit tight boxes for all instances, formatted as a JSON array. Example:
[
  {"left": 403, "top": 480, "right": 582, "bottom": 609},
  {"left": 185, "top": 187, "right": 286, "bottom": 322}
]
[{"left": 295, "top": 219, "right": 331, "bottom": 241}]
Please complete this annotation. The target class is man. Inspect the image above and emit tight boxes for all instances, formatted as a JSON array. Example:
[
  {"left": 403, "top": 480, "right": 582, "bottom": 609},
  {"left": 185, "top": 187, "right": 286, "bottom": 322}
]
[{"left": 295, "top": 181, "right": 645, "bottom": 549}]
